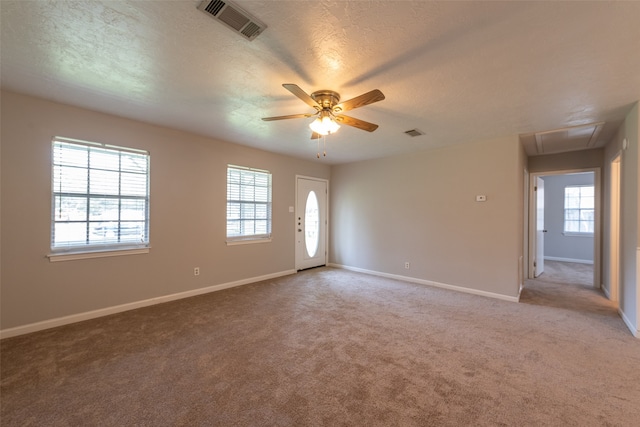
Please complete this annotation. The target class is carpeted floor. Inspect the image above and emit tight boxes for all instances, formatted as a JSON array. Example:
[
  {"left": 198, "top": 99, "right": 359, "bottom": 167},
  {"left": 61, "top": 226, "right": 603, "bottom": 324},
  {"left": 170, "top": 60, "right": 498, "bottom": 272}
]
[
  {"left": 534, "top": 260, "right": 594, "bottom": 287},
  {"left": 1, "top": 267, "right": 639, "bottom": 426}
]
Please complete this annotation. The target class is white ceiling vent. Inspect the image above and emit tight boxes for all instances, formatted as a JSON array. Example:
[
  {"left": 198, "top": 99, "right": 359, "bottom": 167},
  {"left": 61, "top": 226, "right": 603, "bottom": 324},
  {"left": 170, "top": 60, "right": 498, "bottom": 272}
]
[
  {"left": 404, "top": 129, "right": 424, "bottom": 137},
  {"left": 197, "top": 0, "right": 267, "bottom": 41}
]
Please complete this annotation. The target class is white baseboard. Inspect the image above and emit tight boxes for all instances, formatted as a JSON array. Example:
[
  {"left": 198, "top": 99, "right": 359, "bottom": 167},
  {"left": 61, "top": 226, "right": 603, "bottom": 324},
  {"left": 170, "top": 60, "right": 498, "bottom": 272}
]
[
  {"left": 543, "top": 256, "right": 593, "bottom": 265},
  {"left": 327, "top": 263, "right": 519, "bottom": 303},
  {"left": 619, "top": 308, "right": 639, "bottom": 338},
  {"left": 0, "top": 269, "right": 296, "bottom": 340},
  {"left": 518, "top": 283, "right": 524, "bottom": 301}
]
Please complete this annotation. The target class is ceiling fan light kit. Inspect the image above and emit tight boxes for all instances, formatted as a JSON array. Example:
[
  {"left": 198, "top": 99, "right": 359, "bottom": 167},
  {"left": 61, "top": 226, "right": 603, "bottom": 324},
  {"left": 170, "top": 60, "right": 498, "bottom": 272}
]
[
  {"left": 262, "top": 84, "right": 385, "bottom": 157},
  {"left": 309, "top": 111, "right": 340, "bottom": 135}
]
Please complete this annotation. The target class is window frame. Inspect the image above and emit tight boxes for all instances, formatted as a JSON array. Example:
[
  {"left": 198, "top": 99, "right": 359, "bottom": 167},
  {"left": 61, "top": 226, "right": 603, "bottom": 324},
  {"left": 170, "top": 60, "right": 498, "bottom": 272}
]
[
  {"left": 226, "top": 165, "right": 272, "bottom": 245},
  {"left": 563, "top": 184, "right": 594, "bottom": 236},
  {"left": 49, "top": 137, "right": 150, "bottom": 260}
]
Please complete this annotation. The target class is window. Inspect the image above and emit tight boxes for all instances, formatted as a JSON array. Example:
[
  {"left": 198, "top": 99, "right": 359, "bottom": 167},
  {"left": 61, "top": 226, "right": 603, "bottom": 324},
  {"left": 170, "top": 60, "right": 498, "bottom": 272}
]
[
  {"left": 226, "top": 165, "right": 272, "bottom": 243},
  {"left": 51, "top": 137, "right": 150, "bottom": 254},
  {"left": 564, "top": 185, "right": 594, "bottom": 234}
]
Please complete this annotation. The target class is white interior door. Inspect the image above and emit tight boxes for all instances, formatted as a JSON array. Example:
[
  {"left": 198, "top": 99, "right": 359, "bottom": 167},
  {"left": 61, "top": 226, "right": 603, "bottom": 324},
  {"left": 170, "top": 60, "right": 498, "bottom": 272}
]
[
  {"left": 535, "top": 176, "right": 545, "bottom": 277},
  {"left": 296, "top": 177, "right": 327, "bottom": 270}
]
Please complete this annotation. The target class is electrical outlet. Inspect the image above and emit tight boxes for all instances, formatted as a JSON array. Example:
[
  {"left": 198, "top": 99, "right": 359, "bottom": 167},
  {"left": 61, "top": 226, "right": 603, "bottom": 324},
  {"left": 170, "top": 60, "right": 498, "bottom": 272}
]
[
  {"left": 194, "top": 267, "right": 200, "bottom": 276},
  {"left": 404, "top": 262, "right": 410, "bottom": 269}
]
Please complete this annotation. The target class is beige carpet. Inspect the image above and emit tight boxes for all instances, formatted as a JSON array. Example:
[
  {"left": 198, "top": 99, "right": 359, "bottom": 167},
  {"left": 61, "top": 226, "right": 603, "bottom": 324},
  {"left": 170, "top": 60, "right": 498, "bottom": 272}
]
[
  {"left": 535, "top": 260, "right": 594, "bottom": 287},
  {"left": 1, "top": 267, "right": 639, "bottom": 426}
]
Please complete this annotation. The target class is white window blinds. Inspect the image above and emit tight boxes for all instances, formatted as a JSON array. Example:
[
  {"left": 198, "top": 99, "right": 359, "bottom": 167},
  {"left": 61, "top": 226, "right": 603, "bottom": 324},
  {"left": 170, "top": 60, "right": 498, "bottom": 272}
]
[
  {"left": 51, "top": 137, "right": 150, "bottom": 251},
  {"left": 226, "top": 165, "right": 272, "bottom": 241}
]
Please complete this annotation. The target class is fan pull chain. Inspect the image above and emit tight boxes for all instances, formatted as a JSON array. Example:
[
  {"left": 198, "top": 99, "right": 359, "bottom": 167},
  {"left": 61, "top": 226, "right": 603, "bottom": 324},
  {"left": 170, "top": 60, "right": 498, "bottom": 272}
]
[
  {"left": 315, "top": 135, "right": 328, "bottom": 159},
  {"left": 323, "top": 134, "right": 327, "bottom": 157}
]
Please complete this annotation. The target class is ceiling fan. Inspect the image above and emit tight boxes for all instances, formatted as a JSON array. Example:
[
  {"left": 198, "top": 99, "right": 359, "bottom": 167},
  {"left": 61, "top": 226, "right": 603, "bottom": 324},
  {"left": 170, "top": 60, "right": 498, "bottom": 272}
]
[{"left": 262, "top": 84, "right": 385, "bottom": 139}]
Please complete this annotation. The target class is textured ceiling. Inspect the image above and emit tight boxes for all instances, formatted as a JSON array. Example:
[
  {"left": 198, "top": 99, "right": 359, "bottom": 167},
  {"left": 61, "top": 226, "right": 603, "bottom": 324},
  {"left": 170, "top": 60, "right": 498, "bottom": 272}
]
[{"left": 1, "top": 0, "right": 639, "bottom": 164}]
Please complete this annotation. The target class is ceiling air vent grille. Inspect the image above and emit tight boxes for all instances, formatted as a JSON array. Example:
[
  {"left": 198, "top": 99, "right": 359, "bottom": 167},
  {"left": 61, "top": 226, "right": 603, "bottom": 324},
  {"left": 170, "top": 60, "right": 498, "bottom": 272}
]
[
  {"left": 241, "top": 22, "right": 262, "bottom": 39},
  {"left": 404, "top": 129, "right": 424, "bottom": 137},
  {"left": 198, "top": 0, "right": 267, "bottom": 41},
  {"left": 204, "top": 0, "right": 225, "bottom": 15}
]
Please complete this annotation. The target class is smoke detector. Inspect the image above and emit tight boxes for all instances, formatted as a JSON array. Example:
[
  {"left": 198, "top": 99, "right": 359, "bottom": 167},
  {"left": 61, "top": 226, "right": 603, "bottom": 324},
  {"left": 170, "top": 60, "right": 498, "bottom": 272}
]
[{"left": 198, "top": 0, "right": 267, "bottom": 41}]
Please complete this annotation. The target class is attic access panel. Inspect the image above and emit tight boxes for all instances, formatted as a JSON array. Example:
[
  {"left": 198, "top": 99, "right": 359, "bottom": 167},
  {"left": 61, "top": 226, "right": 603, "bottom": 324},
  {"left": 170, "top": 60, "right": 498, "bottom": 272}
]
[
  {"left": 534, "top": 122, "right": 604, "bottom": 155},
  {"left": 198, "top": 0, "right": 267, "bottom": 41}
]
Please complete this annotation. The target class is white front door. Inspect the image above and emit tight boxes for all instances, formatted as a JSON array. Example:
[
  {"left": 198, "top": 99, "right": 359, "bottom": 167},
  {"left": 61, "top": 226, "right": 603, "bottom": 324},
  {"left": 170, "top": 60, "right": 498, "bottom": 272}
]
[
  {"left": 535, "top": 176, "right": 545, "bottom": 277},
  {"left": 296, "top": 177, "right": 327, "bottom": 270}
]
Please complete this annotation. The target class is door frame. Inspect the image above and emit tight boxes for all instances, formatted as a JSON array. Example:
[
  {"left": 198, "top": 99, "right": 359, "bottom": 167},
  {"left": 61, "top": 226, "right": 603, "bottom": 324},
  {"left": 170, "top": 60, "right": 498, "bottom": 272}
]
[
  {"left": 295, "top": 175, "right": 329, "bottom": 270},
  {"left": 527, "top": 167, "right": 601, "bottom": 289},
  {"left": 607, "top": 152, "right": 622, "bottom": 302},
  {"left": 534, "top": 176, "right": 546, "bottom": 278}
]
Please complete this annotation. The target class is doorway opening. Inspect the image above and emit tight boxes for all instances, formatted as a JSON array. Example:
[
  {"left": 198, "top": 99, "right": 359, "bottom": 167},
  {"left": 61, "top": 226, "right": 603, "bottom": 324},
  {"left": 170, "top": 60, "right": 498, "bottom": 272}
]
[{"left": 528, "top": 169, "right": 600, "bottom": 290}]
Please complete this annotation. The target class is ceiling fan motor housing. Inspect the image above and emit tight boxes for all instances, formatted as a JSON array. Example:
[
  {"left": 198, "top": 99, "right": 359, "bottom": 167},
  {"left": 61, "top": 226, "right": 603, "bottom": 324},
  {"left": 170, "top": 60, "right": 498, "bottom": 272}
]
[{"left": 311, "top": 90, "right": 341, "bottom": 110}]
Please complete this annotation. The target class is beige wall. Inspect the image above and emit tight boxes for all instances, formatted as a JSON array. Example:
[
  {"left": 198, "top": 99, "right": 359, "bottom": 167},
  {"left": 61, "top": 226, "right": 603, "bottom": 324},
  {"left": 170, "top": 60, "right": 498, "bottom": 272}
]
[
  {"left": 0, "top": 91, "right": 330, "bottom": 331},
  {"left": 528, "top": 149, "right": 604, "bottom": 173},
  {"left": 604, "top": 102, "right": 639, "bottom": 335},
  {"left": 329, "top": 135, "right": 524, "bottom": 299}
]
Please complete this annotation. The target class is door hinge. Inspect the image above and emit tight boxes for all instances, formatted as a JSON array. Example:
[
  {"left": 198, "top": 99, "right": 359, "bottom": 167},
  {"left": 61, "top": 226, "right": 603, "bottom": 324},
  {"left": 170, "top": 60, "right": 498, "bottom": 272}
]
[
  {"left": 534, "top": 186, "right": 537, "bottom": 191},
  {"left": 533, "top": 261, "right": 537, "bottom": 267}
]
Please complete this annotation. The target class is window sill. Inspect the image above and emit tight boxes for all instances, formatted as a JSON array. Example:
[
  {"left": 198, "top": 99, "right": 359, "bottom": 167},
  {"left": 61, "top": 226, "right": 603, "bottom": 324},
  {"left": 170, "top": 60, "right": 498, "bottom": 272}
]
[
  {"left": 562, "top": 232, "right": 594, "bottom": 238},
  {"left": 226, "top": 238, "right": 272, "bottom": 246},
  {"left": 48, "top": 247, "right": 150, "bottom": 262}
]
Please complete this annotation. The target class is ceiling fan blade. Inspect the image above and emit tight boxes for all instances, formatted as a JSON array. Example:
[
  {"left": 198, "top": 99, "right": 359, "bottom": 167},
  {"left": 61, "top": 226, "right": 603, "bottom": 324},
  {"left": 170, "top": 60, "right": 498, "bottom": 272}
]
[
  {"left": 310, "top": 132, "right": 323, "bottom": 140},
  {"left": 334, "top": 114, "right": 379, "bottom": 132},
  {"left": 262, "top": 113, "right": 316, "bottom": 121},
  {"left": 282, "top": 84, "right": 321, "bottom": 110},
  {"left": 333, "top": 89, "right": 385, "bottom": 113}
]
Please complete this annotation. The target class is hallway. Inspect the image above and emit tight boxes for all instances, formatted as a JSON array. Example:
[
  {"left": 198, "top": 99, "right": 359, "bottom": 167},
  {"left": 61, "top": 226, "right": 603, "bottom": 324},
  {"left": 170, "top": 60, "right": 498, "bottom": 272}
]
[
  {"left": 521, "top": 260, "right": 614, "bottom": 315},
  {"left": 534, "top": 260, "right": 593, "bottom": 288}
]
